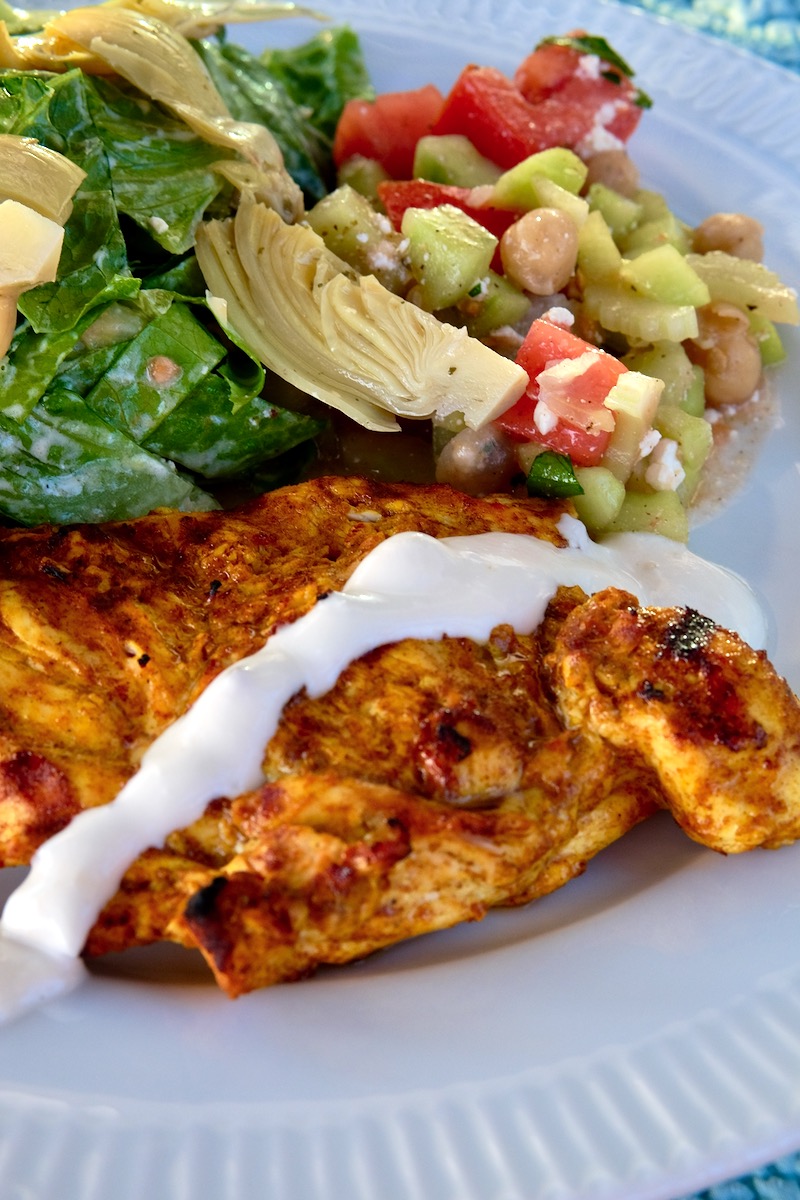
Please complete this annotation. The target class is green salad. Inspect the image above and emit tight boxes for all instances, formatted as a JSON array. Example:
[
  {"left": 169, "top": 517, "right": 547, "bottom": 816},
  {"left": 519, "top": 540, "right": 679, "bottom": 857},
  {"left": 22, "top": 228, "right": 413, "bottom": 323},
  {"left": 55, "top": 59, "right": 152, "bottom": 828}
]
[
  {"left": 1, "top": 2, "right": 798, "bottom": 534},
  {"left": 0, "top": 1, "right": 373, "bottom": 523}
]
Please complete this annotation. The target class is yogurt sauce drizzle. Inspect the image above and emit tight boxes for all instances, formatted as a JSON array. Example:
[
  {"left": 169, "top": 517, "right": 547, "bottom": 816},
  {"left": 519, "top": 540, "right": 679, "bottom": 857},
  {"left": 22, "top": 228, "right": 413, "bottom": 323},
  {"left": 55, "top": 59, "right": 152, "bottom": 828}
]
[{"left": 0, "top": 521, "right": 766, "bottom": 1021}]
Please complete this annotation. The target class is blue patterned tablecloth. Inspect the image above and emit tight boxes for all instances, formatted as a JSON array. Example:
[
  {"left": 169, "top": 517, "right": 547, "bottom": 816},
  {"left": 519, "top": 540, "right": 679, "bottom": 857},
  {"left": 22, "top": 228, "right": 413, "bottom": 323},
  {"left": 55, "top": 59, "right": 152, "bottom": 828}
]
[
  {"left": 618, "top": 6, "right": 800, "bottom": 1196},
  {"left": 619, "top": 0, "right": 800, "bottom": 71}
]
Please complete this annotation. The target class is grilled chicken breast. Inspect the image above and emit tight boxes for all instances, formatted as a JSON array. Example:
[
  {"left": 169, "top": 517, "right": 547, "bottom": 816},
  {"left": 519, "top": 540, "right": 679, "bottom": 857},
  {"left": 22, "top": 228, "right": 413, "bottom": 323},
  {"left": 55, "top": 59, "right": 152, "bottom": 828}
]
[{"left": 1, "top": 477, "right": 798, "bottom": 996}]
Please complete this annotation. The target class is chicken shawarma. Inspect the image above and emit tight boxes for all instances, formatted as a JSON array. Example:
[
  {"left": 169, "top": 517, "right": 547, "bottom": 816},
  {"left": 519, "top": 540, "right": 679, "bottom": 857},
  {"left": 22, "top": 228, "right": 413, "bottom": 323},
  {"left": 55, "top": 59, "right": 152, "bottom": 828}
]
[{"left": 1, "top": 476, "right": 799, "bottom": 997}]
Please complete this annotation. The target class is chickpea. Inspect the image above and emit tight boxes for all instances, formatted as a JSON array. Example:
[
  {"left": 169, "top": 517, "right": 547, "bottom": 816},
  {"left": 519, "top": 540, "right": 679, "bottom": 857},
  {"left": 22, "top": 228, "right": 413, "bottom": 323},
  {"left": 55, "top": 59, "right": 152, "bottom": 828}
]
[
  {"left": 145, "top": 355, "right": 182, "bottom": 387},
  {"left": 435, "top": 424, "right": 517, "bottom": 495},
  {"left": 500, "top": 208, "right": 579, "bottom": 296},
  {"left": 583, "top": 149, "right": 640, "bottom": 198},
  {"left": 686, "top": 302, "right": 762, "bottom": 408},
  {"left": 691, "top": 212, "right": 764, "bottom": 262}
]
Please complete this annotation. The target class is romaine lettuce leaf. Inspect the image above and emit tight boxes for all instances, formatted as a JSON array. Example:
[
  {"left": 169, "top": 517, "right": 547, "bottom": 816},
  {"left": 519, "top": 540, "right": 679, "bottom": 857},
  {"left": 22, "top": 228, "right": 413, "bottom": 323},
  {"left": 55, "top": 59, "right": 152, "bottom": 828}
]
[
  {"left": 84, "top": 302, "right": 227, "bottom": 440},
  {"left": 0, "top": 0, "right": 56, "bottom": 32},
  {"left": 2, "top": 70, "right": 140, "bottom": 334},
  {"left": 0, "top": 22, "right": 370, "bottom": 523},
  {"left": 0, "top": 320, "right": 91, "bottom": 420},
  {"left": 194, "top": 36, "right": 331, "bottom": 203},
  {"left": 0, "top": 388, "right": 216, "bottom": 525},
  {"left": 86, "top": 76, "right": 233, "bottom": 256},
  {"left": 143, "top": 371, "right": 322, "bottom": 477},
  {"left": 260, "top": 25, "right": 374, "bottom": 142}
]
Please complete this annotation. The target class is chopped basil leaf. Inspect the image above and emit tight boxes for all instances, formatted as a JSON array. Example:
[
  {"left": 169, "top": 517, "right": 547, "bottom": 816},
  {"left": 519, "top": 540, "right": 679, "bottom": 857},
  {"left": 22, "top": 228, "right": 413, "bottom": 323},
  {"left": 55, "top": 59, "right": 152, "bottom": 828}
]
[
  {"left": 539, "top": 34, "right": 635, "bottom": 78},
  {"left": 526, "top": 450, "right": 584, "bottom": 499},
  {"left": 538, "top": 34, "right": 653, "bottom": 109}
]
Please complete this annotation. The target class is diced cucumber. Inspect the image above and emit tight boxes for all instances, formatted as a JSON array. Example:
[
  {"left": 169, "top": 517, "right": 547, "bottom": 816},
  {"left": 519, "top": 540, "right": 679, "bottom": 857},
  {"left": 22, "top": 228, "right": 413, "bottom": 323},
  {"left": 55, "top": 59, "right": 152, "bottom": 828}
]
[
  {"left": 601, "top": 369, "right": 664, "bottom": 482},
  {"left": 572, "top": 465, "right": 626, "bottom": 535},
  {"left": 462, "top": 269, "right": 530, "bottom": 337},
  {"left": 492, "top": 147, "right": 588, "bottom": 209},
  {"left": 632, "top": 188, "right": 671, "bottom": 223},
  {"left": 401, "top": 204, "right": 498, "bottom": 311},
  {"left": 682, "top": 364, "right": 706, "bottom": 417},
  {"left": 306, "top": 185, "right": 409, "bottom": 294},
  {"left": 432, "top": 409, "right": 466, "bottom": 457},
  {"left": 515, "top": 440, "right": 545, "bottom": 476},
  {"left": 337, "top": 155, "right": 390, "bottom": 203},
  {"left": 582, "top": 281, "right": 700, "bottom": 343},
  {"left": 587, "top": 182, "right": 643, "bottom": 239},
  {"left": 619, "top": 244, "right": 711, "bottom": 307},
  {"left": 413, "top": 134, "right": 501, "bottom": 187},
  {"left": 686, "top": 251, "right": 800, "bottom": 325},
  {"left": 623, "top": 341, "right": 699, "bottom": 410},
  {"left": 620, "top": 211, "right": 691, "bottom": 257},
  {"left": 653, "top": 405, "right": 713, "bottom": 504},
  {"left": 605, "top": 489, "right": 689, "bottom": 542},
  {"left": 748, "top": 310, "right": 786, "bottom": 365},
  {"left": 577, "top": 209, "right": 622, "bottom": 283},
  {"left": 532, "top": 178, "right": 589, "bottom": 228}
]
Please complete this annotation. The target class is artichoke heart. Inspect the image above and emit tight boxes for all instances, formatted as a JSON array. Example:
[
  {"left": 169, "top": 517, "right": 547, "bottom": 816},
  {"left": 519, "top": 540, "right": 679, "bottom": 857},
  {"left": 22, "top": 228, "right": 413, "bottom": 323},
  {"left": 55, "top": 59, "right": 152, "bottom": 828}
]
[
  {"left": 0, "top": 139, "right": 85, "bottom": 358},
  {"left": 37, "top": 6, "right": 303, "bottom": 221},
  {"left": 0, "top": 136, "right": 87, "bottom": 226},
  {"left": 101, "top": 0, "right": 326, "bottom": 40},
  {"left": 51, "top": 5, "right": 230, "bottom": 114},
  {"left": 195, "top": 195, "right": 527, "bottom": 433}
]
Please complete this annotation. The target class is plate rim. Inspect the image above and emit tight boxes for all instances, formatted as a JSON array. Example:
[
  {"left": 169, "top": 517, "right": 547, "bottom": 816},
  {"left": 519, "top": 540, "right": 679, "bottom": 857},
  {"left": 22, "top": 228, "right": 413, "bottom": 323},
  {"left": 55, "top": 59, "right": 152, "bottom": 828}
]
[{"left": 3, "top": 3, "right": 800, "bottom": 1199}]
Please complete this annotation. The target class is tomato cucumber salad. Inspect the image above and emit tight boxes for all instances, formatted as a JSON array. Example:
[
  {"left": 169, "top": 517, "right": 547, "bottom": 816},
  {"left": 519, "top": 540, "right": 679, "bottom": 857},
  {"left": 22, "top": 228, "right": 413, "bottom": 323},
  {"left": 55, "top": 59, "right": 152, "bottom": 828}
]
[{"left": 1, "top": 2, "right": 798, "bottom": 534}]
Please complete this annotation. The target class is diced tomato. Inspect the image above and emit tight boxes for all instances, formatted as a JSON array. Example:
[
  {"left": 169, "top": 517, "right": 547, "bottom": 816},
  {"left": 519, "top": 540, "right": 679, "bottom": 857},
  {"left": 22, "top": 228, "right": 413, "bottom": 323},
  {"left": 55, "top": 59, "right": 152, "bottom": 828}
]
[
  {"left": 498, "top": 393, "right": 610, "bottom": 465},
  {"left": 496, "top": 317, "right": 628, "bottom": 467},
  {"left": 515, "top": 318, "right": 627, "bottom": 384},
  {"left": 513, "top": 39, "right": 579, "bottom": 101},
  {"left": 432, "top": 49, "right": 643, "bottom": 170},
  {"left": 377, "top": 179, "right": 518, "bottom": 271},
  {"left": 515, "top": 36, "right": 644, "bottom": 145},
  {"left": 538, "top": 74, "right": 643, "bottom": 147},
  {"left": 333, "top": 84, "right": 445, "bottom": 180},
  {"left": 431, "top": 66, "right": 548, "bottom": 170}
]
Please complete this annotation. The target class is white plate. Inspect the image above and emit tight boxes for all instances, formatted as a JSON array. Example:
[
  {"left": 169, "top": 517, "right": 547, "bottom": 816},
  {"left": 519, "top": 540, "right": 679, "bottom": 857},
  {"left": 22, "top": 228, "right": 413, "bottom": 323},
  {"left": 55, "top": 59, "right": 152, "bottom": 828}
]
[{"left": 2, "top": 2, "right": 800, "bottom": 1198}]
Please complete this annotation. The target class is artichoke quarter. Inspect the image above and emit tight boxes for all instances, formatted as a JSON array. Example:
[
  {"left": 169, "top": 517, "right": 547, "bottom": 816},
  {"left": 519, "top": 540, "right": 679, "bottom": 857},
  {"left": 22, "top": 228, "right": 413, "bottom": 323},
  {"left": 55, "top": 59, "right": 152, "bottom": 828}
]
[{"left": 196, "top": 193, "right": 528, "bottom": 433}]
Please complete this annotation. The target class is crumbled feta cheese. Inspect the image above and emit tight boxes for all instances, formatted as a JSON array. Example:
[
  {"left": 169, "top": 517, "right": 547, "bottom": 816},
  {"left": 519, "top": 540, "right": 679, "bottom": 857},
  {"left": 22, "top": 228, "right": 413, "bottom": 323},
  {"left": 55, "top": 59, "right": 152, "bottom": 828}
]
[
  {"left": 367, "top": 240, "right": 403, "bottom": 272},
  {"left": 148, "top": 216, "right": 169, "bottom": 235},
  {"left": 645, "top": 437, "right": 686, "bottom": 492},
  {"left": 468, "top": 185, "right": 495, "bottom": 206},
  {"left": 577, "top": 125, "right": 625, "bottom": 157},
  {"left": 534, "top": 400, "right": 559, "bottom": 436},
  {"left": 638, "top": 428, "right": 662, "bottom": 460},
  {"left": 355, "top": 231, "right": 369, "bottom": 244},
  {"left": 575, "top": 54, "right": 603, "bottom": 80},
  {"left": 544, "top": 306, "right": 575, "bottom": 328},
  {"left": 558, "top": 512, "right": 591, "bottom": 549},
  {"left": 576, "top": 101, "right": 625, "bottom": 157}
]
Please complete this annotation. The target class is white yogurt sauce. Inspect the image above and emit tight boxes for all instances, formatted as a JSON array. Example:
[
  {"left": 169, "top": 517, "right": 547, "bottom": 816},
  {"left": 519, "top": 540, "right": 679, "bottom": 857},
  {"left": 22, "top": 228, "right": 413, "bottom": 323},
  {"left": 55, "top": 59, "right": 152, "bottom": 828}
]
[{"left": 0, "top": 523, "right": 766, "bottom": 1021}]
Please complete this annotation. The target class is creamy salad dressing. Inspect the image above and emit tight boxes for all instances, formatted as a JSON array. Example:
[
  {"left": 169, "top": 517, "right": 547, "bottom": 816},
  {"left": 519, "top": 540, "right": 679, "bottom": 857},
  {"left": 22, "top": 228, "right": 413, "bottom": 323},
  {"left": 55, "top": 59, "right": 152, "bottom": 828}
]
[{"left": 0, "top": 524, "right": 767, "bottom": 1022}]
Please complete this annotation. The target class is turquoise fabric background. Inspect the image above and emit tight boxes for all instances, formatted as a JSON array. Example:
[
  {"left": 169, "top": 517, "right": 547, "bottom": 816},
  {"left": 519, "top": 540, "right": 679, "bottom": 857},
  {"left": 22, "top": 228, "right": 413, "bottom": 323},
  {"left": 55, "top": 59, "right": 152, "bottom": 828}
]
[
  {"left": 619, "top": 0, "right": 800, "bottom": 71},
  {"left": 622, "top": 5, "right": 800, "bottom": 1198},
  {"left": 611, "top": 6, "right": 800, "bottom": 1196}
]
